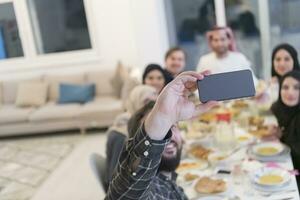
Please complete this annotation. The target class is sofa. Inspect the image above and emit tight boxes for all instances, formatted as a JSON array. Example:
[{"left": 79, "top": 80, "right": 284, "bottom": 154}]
[{"left": 0, "top": 68, "right": 135, "bottom": 137}]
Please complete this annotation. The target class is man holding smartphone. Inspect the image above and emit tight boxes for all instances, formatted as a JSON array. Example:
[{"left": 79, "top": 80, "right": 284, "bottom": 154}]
[{"left": 105, "top": 71, "right": 217, "bottom": 200}]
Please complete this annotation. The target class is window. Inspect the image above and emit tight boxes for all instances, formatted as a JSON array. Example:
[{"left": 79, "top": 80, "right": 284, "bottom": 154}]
[
  {"left": 225, "top": 0, "right": 262, "bottom": 77},
  {"left": 269, "top": 0, "right": 300, "bottom": 50},
  {"left": 0, "top": 2, "right": 24, "bottom": 59},
  {"left": 27, "top": 0, "right": 92, "bottom": 54},
  {"left": 168, "top": 0, "right": 216, "bottom": 70}
]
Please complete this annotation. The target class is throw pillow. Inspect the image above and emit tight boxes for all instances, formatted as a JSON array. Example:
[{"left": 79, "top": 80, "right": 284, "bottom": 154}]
[
  {"left": 16, "top": 81, "right": 48, "bottom": 107},
  {"left": 58, "top": 83, "right": 95, "bottom": 104},
  {"left": 110, "top": 61, "right": 129, "bottom": 98}
]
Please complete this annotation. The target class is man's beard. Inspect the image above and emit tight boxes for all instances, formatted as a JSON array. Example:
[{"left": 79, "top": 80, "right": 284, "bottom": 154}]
[
  {"left": 217, "top": 47, "right": 229, "bottom": 55},
  {"left": 158, "top": 147, "right": 182, "bottom": 172}
]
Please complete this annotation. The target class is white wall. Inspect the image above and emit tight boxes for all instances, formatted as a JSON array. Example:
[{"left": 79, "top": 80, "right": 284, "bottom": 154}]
[
  {"left": 0, "top": 0, "right": 169, "bottom": 80},
  {"left": 130, "top": 0, "right": 170, "bottom": 69}
]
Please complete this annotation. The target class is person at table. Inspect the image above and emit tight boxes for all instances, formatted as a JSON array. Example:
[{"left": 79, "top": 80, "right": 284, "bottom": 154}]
[
  {"left": 196, "top": 26, "right": 258, "bottom": 85},
  {"left": 270, "top": 44, "right": 300, "bottom": 101},
  {"left": 143, "top": 64, "right": 166, "bottom": 93},
  {"left": 105, "top": 71, "right": 217, "bottom": 200},
  {"left": 164, "top": 47, "right": 187, "bottom": 84},
  {"left": 271, "top": 70, "right": 300, "bottom": 188},
  {"left": 105, "top": 85, "right": 158, "bottom": 191}
]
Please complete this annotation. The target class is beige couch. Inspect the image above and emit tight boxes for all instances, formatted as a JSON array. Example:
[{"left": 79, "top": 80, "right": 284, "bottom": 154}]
[{"left": 0, "top": 70, "right": 125, "bottom": 137}]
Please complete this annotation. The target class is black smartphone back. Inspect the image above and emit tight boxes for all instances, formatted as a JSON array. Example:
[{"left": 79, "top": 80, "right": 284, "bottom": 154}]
[{"left": 197, "top": 69, "right": 256, "bottom": 103}]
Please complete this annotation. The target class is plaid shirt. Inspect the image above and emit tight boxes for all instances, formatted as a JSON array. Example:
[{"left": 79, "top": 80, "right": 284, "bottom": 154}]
[{"left": 105, "top": 125, "right": 188, "bottom": 200}]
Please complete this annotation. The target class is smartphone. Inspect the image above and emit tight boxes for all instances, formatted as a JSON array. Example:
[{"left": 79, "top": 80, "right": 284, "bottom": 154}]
[{"left": 197, "top": 69, "right": 256, "bottom": 103}]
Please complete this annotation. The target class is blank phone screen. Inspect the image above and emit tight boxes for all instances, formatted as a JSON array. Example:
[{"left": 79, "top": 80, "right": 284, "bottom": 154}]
[{"left": 197, "top": 70, "right": 256, "bottom": 103}]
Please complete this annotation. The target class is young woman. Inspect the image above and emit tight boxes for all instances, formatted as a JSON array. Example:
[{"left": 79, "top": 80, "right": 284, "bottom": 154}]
[
  {"left": 270, "top": 44, "right": 300, "bottom": 101},
  {"left": 142, "top": 64, "right": 166, "bottom": 93},
  {"left": 271, "top": 71, "right": 300, "bottom": 188}
]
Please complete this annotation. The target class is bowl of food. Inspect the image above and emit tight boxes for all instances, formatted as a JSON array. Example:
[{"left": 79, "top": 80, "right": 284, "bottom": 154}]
[
  {"left": 251, "top": 167, "right": 291, "bottom": 187},
  {"left": 252, "top": 142, "right": 284, "bottom": 157},
  {"left": 235, "top": 132, "right": 255, "bottom": 145}
]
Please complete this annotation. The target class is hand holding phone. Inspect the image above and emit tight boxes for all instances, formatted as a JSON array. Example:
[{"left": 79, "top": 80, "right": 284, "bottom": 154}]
[{"left": 197, "top": 70, "right": 256, "bottom": 103}]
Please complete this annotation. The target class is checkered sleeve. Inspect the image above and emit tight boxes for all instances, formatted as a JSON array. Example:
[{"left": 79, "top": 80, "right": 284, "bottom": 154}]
[{"left": 105, "top": 124, "right": 172, "bottom": 200}]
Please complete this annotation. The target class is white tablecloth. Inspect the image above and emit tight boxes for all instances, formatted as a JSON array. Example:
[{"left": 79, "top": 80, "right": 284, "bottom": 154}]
[{"left": 180, "top": 130, "right": 299, "bottom": 200}]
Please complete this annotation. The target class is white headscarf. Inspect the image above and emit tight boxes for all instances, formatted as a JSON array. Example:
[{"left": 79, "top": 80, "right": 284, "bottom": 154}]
[
  {"left": 110, "top": 85, "right": 157, "bottom": 136},
  {"left": 125, "top": 85, "right": 157, "bottom": 115}
]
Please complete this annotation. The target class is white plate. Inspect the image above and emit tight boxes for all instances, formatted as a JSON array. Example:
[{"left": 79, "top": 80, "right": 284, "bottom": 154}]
[
  {"left": 248, "top": 145, "right": 290, "bottom": 162},
  {"left": 192, "top": 177, "right": 229, "bottom": 196},
  {"left": 252, "top": 179, "right": 291, "bottom": 192},
  {"left": 252, "top": 142, "right": 284, "bottom": 157},
  {"left": 251, "top": 167, "right": 291, "bottom": 188},
  {"left": 208, "top": 152, "right": 230, "bottom": 165},
  {"left": 177, "top": 159, "right": 209, "bottom": 173},
  {"left": 235, "top": 132, "right": 255, "bottom": 145}
]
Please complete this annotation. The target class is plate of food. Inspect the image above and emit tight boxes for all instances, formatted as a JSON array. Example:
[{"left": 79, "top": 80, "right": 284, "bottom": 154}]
[
  {"left": 232, "top": 99, "right": 249, "bottom": 109},
  {"left": 235, "top": 132, "right": 255, "bottom": 145},
  {"left": 177, "top": 171, "right": 202, "bottom": 186},
  {"left": 176, "top": 159, "right": 209, "bottom": 173},
  {"left": 194, "top": 176, "right": 227, "bottom": 195},
  {"left": 208, "top": 152, "right": 230, "bottom": 165},
  {"left": 249, "top": 126, "right": 272, "bottom": 138},
  {"left": 251, "top": 167, "right": 291, "bottom": 188},
  {"left": 249, "top": 116, "right": 265, "bottom": 127},
  {"left": 188, "top": 145, "right": 212, "bottom": 160},
  {"left": 199, "top": 112, "right": 216, "bottom": 123},
  {"left": 252, "top": 142, "right": 284, "bottom": 157},
  {"left": 186, "top": 122, "right": 213, "bottom": 139}
]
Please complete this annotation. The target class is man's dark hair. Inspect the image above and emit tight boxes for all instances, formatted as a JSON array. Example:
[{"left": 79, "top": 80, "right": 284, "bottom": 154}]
[
  {"left": 127, "top": 101, "right": 155, "bottom": 138},
  {"left": 164, "top": 47, "right": 187, "bottom": 61}
]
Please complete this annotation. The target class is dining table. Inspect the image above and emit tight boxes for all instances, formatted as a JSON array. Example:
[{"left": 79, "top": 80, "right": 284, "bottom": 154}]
[{"left": 176, "top": 99, "right": 300, "bottom": 200}]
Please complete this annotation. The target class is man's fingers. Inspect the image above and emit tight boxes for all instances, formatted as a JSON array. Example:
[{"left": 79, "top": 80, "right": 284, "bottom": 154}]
[
  {"left": 178, "top": 71, "right": 205, "bottom": 80},
  {"left": 200, "top": 70, "right": 212, "bottom": 76},
  {"left": 179, "top": 75, "right": 198, "bottom": 85},
  {"left": 176, "top": 70, "right": 212, "bottom": 84},
  {"left": 193, "top": 101, "right": 219, "bottom": 117}
]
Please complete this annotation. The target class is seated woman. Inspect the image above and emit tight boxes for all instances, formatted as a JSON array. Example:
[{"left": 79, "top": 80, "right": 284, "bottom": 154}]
[
  {"left": 163, "top": 47, "right": 187, "bottom": 84},
  {"left": 105, "top": 85, "right": 157, "bottom": 191},
  {"left": 270, "top": 44, "right": 300, "bottom": 101},
  {"left": 142, "top": 64, "right": 166, "bottom": 93},
  {"left": 271, "top": 70, "right": 300, "bottom": 188}
]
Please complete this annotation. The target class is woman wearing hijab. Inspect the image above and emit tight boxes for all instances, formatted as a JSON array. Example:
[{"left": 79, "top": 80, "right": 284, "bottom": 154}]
[
  {"left": 105, "top": 85, "right": 157, "bottom": 191},
  {"left": 142, "top": 64, "right": 166, "bottom": 93},
  {"left": 270, "top": 44, "right": 300, "bottom": 101},
  {"left": 271, "top": 71, "right": 300, "bottom": 188}
]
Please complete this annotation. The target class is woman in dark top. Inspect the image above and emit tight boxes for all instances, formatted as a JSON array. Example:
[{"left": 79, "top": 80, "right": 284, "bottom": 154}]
[
  {"left": 269, "top": 44, "right": 300, "bottom": 101},
  {"left": 142, "top": 64, "right": 166, "bottom": 93},
  {"left": 271, "top": 71, "right": 300, "bottom": 188},
  {"left": 271, "top": 44, "right": 300, "bottom": 81}
]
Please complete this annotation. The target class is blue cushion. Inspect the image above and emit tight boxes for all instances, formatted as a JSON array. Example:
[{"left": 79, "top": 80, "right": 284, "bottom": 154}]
[{"left": 58, "top": 83, "right": 95, "bottom": 104}]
